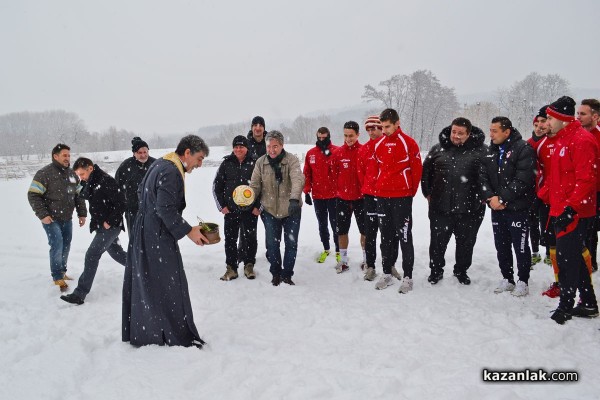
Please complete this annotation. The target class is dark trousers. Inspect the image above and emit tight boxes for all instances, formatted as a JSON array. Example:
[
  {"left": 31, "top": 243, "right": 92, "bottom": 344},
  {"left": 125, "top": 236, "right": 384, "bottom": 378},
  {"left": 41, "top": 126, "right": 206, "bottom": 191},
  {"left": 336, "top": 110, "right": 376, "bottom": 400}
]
[
  {"left": 556, "top": 217, "right": 598, "bottom": 311},
  {"left": 74, "top": 226, "right": 127, "bottom": 299},
  {"left": 528, "top": 198, "right": 542, "bottom": 253},
  {"left": 539, "top": 202, "right": 555, "bottom": 247},
  {"left": 261, "top": 211, "right": 301, "bottom": 278},
  {"left": 313, "top": 198, "right": 339, "bottom": 252},
  {"left": 364, "top": 195, "right": 379, "bottom": 269},
  {"left": 491, "top": 210, "right": 531, "bottom": 284},
  {"left": 428, "top": 209, "right": 484, "bottom": 275},
  {"left": 224, "top": 211, "right": 258, "bottom": 268},
  {"left": 377, "top": 197, "right": 413, "bottom": 277}
]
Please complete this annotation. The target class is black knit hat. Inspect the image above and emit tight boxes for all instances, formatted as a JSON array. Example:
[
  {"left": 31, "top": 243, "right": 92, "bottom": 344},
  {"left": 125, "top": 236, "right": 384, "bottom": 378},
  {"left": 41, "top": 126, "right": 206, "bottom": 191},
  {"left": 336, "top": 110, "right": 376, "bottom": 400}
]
[
  {"left": 547, "top": 96, "right": 576, "bottom": 122},
  {"left": 232, "top": 135, "right": 248, "bottom": 148},
  {"left": 131, "top": 137, "right": 149, "bottom": 152},
  {"left": 251, "top": 116, "right": 265, "bottom": 128},
  {"left": 536, "top": 105, "right": 548, "bottom": 119}
]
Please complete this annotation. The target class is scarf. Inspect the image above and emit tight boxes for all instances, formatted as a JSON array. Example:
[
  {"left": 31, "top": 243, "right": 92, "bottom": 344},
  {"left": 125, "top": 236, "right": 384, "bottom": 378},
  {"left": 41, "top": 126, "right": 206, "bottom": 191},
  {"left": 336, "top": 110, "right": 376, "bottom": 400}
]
[
  {"left": 316, "top": 137, "right": 332, "bottom": 156},
  {"left": 267, "top": 149, "right": 286, "bottom": 184}
]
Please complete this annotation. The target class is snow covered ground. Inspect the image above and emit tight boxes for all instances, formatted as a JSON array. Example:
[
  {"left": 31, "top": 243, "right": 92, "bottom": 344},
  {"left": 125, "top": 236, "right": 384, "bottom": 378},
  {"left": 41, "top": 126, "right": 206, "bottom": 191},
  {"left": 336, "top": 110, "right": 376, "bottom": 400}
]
[{"left": 1, "top": 144, "right": 599, "bottom": 400}]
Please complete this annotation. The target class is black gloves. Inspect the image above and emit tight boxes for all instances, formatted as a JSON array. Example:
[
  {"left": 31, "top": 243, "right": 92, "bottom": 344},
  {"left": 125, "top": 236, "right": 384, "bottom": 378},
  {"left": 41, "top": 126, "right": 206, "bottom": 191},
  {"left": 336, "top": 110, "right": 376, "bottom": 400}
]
[
  {"left": 288, "top": 199, "right": 301, "bottom": 217},
  {"left": 555, "top": 206, "right": 577, "bottom": 232},
  {"left": 304, "top": 193, "right": 313, "bottom": 206}
]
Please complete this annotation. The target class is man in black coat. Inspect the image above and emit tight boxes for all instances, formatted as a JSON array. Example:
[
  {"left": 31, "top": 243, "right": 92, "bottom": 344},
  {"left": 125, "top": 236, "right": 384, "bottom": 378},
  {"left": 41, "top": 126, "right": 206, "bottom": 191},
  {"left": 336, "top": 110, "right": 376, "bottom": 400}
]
[
  {"left": 480, "top": 117, "right": 536, "bottom": 297},
  {"left": 115, "top": 137, "right": 156, "bottom": 237},
  {"left": 422, "top": 117, "right": 487, "bottom": 285},
  {"left": 122, "top": 135, "right": 209, "bottom": 348},
  {"left": 246, "top": 116, "right": 267, "bottom": 160},
  {"left": 213, "top": 135, "right": 259, "bottom": 281},
  {"left": 60, "top": 158, "right": 127, "bottom": 305}
]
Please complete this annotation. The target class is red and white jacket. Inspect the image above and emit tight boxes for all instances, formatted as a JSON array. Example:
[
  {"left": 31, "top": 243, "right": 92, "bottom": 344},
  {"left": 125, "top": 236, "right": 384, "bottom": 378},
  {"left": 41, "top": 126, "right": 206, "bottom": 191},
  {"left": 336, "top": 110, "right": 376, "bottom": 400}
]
[
  {"left": 303, "top": 143, "right": 338, "bottom": 199},
  {"left": 357, "top": 137, "right": 383, "bottom": 196},
  {"left": 374, "top": 128, "right": 422, "bottom": 198},
  {"left": 331, "top": 142, "right": 363, "bottom": 201},
  {"left": 547, "top": 120, "right": 598, "bottom": 218}
]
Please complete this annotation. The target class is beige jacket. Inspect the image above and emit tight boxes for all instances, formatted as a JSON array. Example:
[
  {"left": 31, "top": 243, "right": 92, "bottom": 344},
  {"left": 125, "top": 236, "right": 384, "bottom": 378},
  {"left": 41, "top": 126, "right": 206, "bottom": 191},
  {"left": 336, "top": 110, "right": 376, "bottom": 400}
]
[{"left": 250, "top": 151, "right": 305, "bottom": 218}]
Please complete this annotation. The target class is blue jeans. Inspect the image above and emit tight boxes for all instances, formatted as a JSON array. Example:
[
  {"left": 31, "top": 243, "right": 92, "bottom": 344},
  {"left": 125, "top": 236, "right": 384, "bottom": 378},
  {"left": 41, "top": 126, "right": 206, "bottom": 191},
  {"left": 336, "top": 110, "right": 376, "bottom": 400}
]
[
  {"left": 42, "top": 220, "right": 73, "bottom": 281},
  {"left": 261, "top": 211, "right": 301, "bottom": 278},
  {"left": 73, "top": 226, "right": 127, "bottom": 299}
]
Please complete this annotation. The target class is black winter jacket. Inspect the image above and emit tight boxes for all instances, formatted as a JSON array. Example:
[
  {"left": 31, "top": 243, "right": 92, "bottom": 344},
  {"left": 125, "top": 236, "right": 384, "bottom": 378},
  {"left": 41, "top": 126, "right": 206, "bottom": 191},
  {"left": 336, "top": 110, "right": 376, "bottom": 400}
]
[
  {"left": 212, "top": 153, "right": 257, "bottom": 212},
  {"left": 115, "top": 156, "right": 156, "bottom": 215},
  {"left": 479, "top": 129, "right": 536, "bottom": 212},
  {"left": 80, "top": 165, "right": 126, "bottom": 233},
  {"left": 246, "top": 130, "right": 267, "bottom": 160},
  {"left": 422, "top": 126, "right": 487, "bottom": 215}
]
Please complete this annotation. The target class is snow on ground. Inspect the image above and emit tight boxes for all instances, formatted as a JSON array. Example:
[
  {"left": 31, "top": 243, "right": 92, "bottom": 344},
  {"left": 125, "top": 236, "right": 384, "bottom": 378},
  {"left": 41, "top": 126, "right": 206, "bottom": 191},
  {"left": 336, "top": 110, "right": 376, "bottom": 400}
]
[{"left": 1, "top": 144, "right": 599, "bottom": 400}]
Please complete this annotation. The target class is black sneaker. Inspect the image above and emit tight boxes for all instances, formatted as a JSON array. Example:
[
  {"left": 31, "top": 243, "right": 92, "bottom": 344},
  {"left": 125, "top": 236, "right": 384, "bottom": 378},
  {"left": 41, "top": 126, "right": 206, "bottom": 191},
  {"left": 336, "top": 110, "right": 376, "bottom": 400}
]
[
  {"left": 571, "top": 304, "right": 599, "bottom": 318},
  {"left": 427, "top": 271, "right": 443, "bottom": 285},
  {"left": 282, "top": 277, "right": 295, "bottom": 285},
  {"left": 550, "top": 308, "right": 572, "bottom": 325},
  {"left": 271, "top": 275, "right": 281, "bottom": 286},
  {"left": 60, "top": 293, "right": 84, "bottom": 305},
  {"left": 454, "top": 272, "right": 471, "bottom": 285}
]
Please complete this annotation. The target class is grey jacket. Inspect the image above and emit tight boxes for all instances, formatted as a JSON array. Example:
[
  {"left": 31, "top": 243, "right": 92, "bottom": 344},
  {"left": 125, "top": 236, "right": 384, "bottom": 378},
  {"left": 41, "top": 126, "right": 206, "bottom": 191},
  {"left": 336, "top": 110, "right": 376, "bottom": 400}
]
[
  {"left": 27, "top": 160, "right": 87, "bottom": 221},
  {"left": 250, "top": 151, "right": 305, "bottom": 218}
]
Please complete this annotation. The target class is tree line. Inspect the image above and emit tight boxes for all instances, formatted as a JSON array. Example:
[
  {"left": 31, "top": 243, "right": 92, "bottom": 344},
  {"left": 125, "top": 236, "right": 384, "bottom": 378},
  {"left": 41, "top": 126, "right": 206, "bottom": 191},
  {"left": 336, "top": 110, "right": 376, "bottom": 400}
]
[{"left": 0, "top": 71, "right": 573, "bottom": 159}]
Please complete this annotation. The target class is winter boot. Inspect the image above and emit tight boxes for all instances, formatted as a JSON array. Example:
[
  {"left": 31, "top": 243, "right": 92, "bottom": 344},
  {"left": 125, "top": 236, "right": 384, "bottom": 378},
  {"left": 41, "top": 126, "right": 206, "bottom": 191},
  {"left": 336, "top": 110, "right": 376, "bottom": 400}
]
[
  {"left": 542, "top": 282, "right": 560, "bottom": 298},
  {"left": 550, "top": 308, "right": 572, "bottom": 325},
  {"left": 428, "top": 269, "right": 444, "bottom": 285},
  {"left": 375, "top": 274, "right": 394, "bottom": 290},
  {"left": 494, "top": 279, "right": 515, "bottom": 294},
  {"left": 60, "top": 293, "right": 84, "bottom": 305},
  {"left": 54, "top": 279, "right": 68, "bottom": 292},
  {"left": 364, "top": 267, "right": 376, "bottom": 281},
  {"left": 220, "top": 265, "right": 238, "bottom": 281},
  {"left": 454, "top": 272, "right": 471, "bottom": 285},
  {"left": 282, "top": 277, "right": 295, "bottom": 285},
  {"left": 317, "top": 250, "right": 330, "bottom": 263},
  {"left": 271, "top": 275, "right": 281, "bottom": 286},
  {"left": 398, "top": 277, "right": 413, "bottom": 294},
  {"left": 244, "top": 263, "right": 256, "bottom": 280},
  {"left": 511, "top": 281, "right": 529, "bottom": 297}
]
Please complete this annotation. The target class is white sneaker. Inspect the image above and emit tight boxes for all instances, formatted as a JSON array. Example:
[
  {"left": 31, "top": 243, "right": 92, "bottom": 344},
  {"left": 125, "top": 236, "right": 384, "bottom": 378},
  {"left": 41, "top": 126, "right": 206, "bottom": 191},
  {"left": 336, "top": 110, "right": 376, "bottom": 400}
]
[
  {"left": 494, "top": 279, "right": 515, "bottom": 294},
  {"left": 391, "top": 266, "right": 402, "bottom": 280},
  {"left": 398, "top": 277, "right": 413, "bottom": 294},
  {"left": 511, "top": 281, "right": 529, "bottom": 297},
  {"left": 375, "top": 274, "right": 394, "bottom": 290},
  {"left": 364, "top": 267, "right": 376, "bottom": 281}
]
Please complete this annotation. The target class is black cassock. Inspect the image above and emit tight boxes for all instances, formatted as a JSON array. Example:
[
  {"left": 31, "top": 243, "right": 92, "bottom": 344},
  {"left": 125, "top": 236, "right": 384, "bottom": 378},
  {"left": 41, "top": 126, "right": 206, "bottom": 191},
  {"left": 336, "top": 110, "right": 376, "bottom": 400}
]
[{"left": 122, "top": 156, "right": 205, "bottom": 347}]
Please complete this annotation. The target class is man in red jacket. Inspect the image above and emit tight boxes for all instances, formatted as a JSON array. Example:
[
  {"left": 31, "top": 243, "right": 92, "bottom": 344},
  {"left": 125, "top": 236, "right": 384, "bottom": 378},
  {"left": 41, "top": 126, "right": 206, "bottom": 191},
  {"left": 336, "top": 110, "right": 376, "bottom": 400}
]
[
  {"left": 577, "top": 99, "right": 600, "bottom": 273},
  {"left": 545, "top": 96, "right": 599, "bottom": 324},
  {"left": 331, "top": 121, "right": 365, "bottom": 273},
  {"left": 373, "top": 109, "right": 422, "bottom": 293},
  {"left": 303, "top": 127, "right": 340, "bottom": 263},
  {"left": 357, "top": 115, "right": 399, "bottom": 282}
]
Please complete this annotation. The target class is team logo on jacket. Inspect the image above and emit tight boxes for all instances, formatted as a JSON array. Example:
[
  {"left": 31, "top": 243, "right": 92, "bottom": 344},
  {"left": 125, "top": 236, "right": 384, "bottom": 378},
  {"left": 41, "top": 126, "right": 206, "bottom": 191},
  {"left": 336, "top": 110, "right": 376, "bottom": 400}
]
[
  {"left": 559, "top": 147, "right": 566, "bottom": 157},
  {"left": 506, "top": 151, "right": 512, "bottom": 159},
  {"left": 309, "top": 155, "right": 316, "bottom": 164}
]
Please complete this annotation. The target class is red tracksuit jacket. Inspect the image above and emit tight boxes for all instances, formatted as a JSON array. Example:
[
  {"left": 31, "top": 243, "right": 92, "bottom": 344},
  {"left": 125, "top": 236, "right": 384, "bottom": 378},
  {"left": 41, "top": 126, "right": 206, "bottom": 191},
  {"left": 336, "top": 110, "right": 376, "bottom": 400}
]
[
  {"left": 303, "top": 143, "right": 338, "bottom": 199},
  {"left": 547, "top": 120, "right": 598, "bottom": 218},
  {"left": 373, "top": 128, "right": 422, "bottom": 198},
  {"left": 535, "top": 135, "right": 556, "bottom": 205},
  {"left": 331, "top": 142, "right": 363, "bottom": 201},
  {"left": 357, "top": 137, "right": 383, "bottom": 196}
]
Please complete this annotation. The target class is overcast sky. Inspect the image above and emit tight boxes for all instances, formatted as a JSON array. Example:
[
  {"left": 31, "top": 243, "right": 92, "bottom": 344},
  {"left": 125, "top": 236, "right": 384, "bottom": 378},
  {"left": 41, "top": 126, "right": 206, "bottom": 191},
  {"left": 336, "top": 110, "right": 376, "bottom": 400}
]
[{"left": 1, "top": 0, "right": 598, "bottom": 134}]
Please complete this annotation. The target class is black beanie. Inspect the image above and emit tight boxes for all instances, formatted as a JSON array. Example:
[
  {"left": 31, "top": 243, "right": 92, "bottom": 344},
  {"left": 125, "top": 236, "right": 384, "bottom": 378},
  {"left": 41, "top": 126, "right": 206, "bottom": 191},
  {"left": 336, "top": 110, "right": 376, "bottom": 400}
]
[
  {"left": 232, "top": 135, "right": 249, "bottom": 148},
  {"left": 547, "top": 96, "right": 576, "bottom": 122},
  {"left": 536, "top": 105, "right": 548, "bottom": 119},
  {"left": 131, "top": 137, "right": 149, "bottom": 152},
  {"left": 251, "top": 116, "right": 265, "bottom": 128}
]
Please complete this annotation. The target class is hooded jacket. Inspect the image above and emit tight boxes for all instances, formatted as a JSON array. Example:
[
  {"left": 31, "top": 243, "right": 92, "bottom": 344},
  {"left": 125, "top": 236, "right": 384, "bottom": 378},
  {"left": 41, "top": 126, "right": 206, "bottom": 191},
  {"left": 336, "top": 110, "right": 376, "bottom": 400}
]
[
  {"left": 422, "top": 125, "right": 487, "bottom": 214},
  {"left": 479, "top": 128, "right": 535, "bottom": 212}
]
